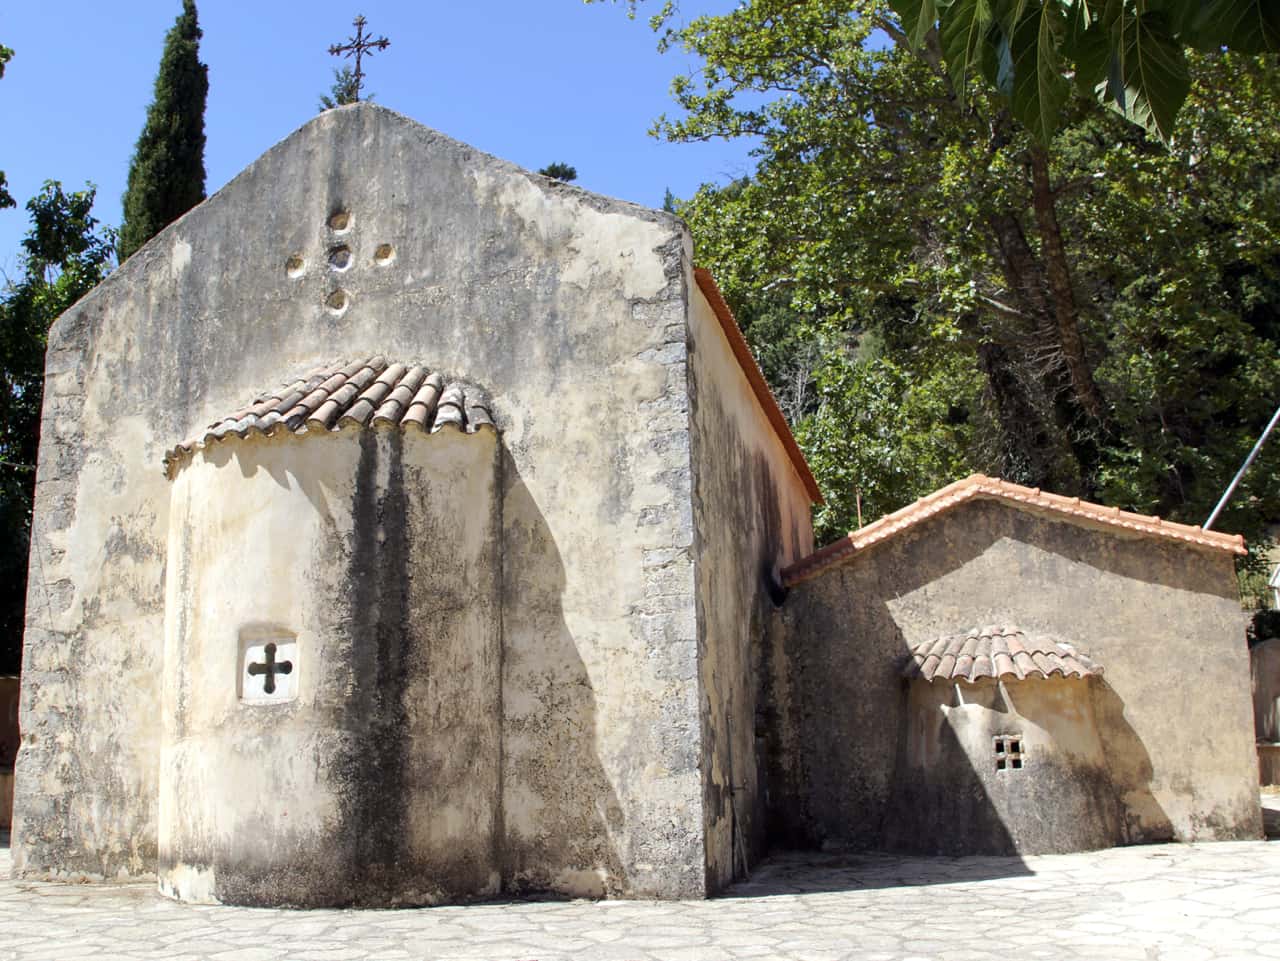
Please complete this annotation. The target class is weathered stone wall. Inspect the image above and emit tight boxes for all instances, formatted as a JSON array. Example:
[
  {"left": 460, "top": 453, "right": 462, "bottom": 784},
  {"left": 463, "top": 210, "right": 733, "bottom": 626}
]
[
  {"left": 159, "top": 426, "right": 500, "bottom": 907},
  {"left": 17, "top": 104, "right": 707, "bottom": 896},
  {"left": 685, "top": 282, "right": 814, "bottom": 892},
  {"left": 779, "top": 498, "right": 1261, "bottom": 852}
]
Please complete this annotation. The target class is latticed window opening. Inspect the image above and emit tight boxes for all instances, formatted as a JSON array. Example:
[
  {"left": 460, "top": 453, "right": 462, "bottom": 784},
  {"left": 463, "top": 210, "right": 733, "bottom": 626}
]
[{"left": 994, "top": 735, "right": 1025, "bottom": 772}]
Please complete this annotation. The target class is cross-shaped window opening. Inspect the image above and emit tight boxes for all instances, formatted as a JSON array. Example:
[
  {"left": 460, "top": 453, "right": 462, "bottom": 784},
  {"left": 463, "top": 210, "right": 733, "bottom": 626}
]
[{"left": 247, "top": 642, "right": 294, "bottom": 695}]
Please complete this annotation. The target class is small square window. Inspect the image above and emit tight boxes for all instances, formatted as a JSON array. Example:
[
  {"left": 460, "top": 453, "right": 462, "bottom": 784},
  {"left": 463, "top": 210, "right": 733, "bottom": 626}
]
[{"left": 994, "top": 734, "right": 1026, "bottom": 772}]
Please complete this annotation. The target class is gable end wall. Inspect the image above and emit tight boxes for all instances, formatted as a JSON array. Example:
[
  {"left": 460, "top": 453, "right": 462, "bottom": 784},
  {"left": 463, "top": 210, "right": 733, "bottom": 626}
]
[
  {"left": 16, "top": 105, "right": 709, "bottom": 897},
  {"left": 779, "top": 498, "right": 1261, "bottom": 851}
]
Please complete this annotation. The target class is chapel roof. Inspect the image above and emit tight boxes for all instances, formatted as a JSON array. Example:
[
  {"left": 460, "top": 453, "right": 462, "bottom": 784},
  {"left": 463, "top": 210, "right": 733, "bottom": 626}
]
[
  {"left": 163, "top": 356, "right": 495, "bottom": 478},
  {"left": 903, "top": 626, "right": 1101, "bottom": 683},
  {"left": 782, "top": 473, "right": 1246, "bottom": 587}
]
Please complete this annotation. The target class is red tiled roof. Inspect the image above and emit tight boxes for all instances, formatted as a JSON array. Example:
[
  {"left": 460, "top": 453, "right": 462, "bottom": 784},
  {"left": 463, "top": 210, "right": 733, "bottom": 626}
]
[
  {"left": 694, "top": 268, "right": 823, "bottom": 505},
  {"left": 903, "top": 626, "right": 1102, "bottom": 683},
  {"left": 164, "top": 356, "right": 494, "bottom": 477},
  {"left": 782, "top": 473, "right": 1246, "bottom": 587}
]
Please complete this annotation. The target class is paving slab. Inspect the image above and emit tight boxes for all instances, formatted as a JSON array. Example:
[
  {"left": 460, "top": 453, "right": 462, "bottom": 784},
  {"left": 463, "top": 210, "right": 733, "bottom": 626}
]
[{"left": 0, "top": 840, "right": 1278, "bottom": 960}]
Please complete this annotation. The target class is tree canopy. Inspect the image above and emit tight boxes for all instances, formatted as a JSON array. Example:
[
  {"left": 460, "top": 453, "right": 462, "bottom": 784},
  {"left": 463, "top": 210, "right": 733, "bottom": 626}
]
[
  {"left": 611, "top": 0, "right": 1280, "bottom": 142},
  {"left": 0, "top": 183, "right": 114, "bottom": 673},
  {"left": 118, "top": 0, "right": 208, "bottom": 262},
  {"left": 890, "top": 0, "right": 1280, "bottom": 143},
  {"left": 609, "top": 0, "right": 1280, "bottom": 564}
]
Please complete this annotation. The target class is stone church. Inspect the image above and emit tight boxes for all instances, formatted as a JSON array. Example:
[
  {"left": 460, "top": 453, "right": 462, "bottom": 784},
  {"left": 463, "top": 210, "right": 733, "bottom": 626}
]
[{"left": 13, "top": 105, "right": 1262, "bottom": 907}]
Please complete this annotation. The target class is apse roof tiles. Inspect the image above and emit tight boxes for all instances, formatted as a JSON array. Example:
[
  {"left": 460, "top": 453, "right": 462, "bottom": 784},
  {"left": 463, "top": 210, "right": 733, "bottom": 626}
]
[
  {"left": 782, "top": 473, "right": 1246, "bottom": 587},
  {"left": 163, "top": 356, "right": 494, "bottom": 477},
  {"left": 903, "top": 626, "right": 1102, "bottom": 683}
]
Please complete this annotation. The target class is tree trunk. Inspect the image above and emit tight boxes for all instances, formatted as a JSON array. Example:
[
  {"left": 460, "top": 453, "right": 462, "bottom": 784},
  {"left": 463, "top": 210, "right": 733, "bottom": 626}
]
[
  {"left": 988, "top": 211, "right": 1054, "bottom": 321},
  {"left": 1028, "top": 145, "right": 1106, "bottom": 421},
  {"left": 974, "top": 339, "right": 1089, "bottom": 490}
]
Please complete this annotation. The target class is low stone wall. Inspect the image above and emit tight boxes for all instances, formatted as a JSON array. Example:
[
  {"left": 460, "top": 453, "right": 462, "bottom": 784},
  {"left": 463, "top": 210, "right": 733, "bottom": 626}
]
[
  {"left": 1253, "top": 637, "right": 1280, "bottom": 741},
  {"left": 0, "top": 772, "right": 11, "bottom": 831},
  {"left": 0, "top": 675, "right": 16, "bottom": 833},
  {"left": 1260, "top": 744, "right": 1280, "bottom": 786}
]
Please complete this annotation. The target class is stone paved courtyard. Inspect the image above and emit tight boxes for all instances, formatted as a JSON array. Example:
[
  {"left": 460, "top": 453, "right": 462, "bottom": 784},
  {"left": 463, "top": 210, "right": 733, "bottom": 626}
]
[{"left": 2, "top": 835, "right": 1279, "bottom": 961}]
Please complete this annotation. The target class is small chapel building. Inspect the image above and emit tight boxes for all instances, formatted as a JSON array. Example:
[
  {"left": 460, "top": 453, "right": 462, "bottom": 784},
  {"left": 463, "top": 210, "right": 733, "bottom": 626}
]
[{"left": 12, "top": 105, "right": 1262, "bottom": 907}]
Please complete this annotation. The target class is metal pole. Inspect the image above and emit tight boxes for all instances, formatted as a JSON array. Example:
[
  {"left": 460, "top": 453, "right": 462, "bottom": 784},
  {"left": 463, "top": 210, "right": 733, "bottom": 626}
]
[{"left": 1204, "top": 402, "right": 1280, "bottom": 530}]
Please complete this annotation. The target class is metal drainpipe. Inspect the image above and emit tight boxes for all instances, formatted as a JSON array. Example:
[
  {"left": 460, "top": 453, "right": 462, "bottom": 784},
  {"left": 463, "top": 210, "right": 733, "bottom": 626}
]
[{"left": 1204, "top": 403, "right": 1280, "bottom": 531}]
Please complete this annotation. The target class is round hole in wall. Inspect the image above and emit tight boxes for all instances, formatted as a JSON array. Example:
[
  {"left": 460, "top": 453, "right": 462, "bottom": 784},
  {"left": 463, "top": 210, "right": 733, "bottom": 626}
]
[
  {"left": 373, "top": 243, "right": 396, "bottom": 266},
  {"left": 328, "top": 245, "right": 353, "bottom": 272},
  {"left": 325, "top": 289, "right": 350, "bottom": 316},
  {"left": 328, "top": 210, "right": 352, "bottom": 233},
  {"left": 285, "top": 255, "right": 305, "bottom": 279}
]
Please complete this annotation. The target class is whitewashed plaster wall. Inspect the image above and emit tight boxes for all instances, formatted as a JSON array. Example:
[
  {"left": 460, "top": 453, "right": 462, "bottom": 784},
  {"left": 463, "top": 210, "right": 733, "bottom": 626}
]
[
  {"left": 685, "top": 279, "right": 815, "bottom": 891},
  {"left": 160, "top": 426, "right": 500, "bottom": 907},
  {"left": 891, "top": 676, "right": 1123, "bottom": 855}
]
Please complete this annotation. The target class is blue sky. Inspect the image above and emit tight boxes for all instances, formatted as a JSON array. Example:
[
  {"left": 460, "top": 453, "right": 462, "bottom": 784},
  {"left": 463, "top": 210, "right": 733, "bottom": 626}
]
[{"left": 0, "top": 0, "right": 757, "bottom": 277}]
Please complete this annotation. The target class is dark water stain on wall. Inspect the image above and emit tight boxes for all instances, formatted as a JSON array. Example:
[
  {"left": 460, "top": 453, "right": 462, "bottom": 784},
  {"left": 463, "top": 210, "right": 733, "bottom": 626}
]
[{"left": 332, "top": 431, "right": 413, "bottom": 902}]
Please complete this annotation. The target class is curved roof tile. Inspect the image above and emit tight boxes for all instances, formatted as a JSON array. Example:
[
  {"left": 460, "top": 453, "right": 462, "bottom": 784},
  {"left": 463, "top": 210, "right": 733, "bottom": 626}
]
[
  {"left": 902, "top": 626, "right": 1102, "bottom": 683},
  {"left": 164, "top": 356, "right": 495, "bottom": 478},
  {"left": 782, "top": 474, "right": 1246, "bottom": 587}
]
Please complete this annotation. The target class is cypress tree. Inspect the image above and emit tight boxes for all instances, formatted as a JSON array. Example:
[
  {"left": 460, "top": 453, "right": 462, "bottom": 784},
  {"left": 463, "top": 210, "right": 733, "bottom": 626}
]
[{"left": 118, "top": 0, "right": 208, "bottom": 261}]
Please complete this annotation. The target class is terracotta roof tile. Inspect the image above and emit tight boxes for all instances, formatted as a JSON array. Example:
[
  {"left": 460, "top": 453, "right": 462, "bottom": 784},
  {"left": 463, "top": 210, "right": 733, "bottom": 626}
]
[
  {"left": 902, "top": 626, "right": 1101, "bottom": 683},
  {"left": 164, "top": 356, "right": 495, "bottom": 478},
  {"left": 694, "top": 269, "right": 823, "bottom": 505},
  {"left": 782, "top": 473, "right": 1246, "bottom": 587}
]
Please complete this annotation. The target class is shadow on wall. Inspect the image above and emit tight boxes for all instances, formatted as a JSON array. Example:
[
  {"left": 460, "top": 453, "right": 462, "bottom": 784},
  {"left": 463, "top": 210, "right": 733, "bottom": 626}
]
[
  {"left": 1091, "top": 680, "right": 1173, "bottom": 844},
  {"left": 882, "top": 672, "right": 1168, "bottom": 856},
  {"left": 499, "top": 450, "right": 629, "bottom": 896},
  {"left": 861, "top": 513, "right": 1183, "bottom": 856}
]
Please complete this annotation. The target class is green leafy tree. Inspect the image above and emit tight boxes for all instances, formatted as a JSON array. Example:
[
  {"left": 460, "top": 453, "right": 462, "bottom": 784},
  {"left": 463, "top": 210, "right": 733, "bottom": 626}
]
[
  {"left": 607, "top": 0, "right": 1280, "bottom": 550},
  {"left": 799, "top": 345, "right": 979, "bottom": 541},
  {"left": 118, "top": 0, "right": 208, "bottom": 262},
  {"left": 0, "top": 183, "right": 114, "bottom": 673},
  {"left": 890, "top": 0, "right": 1280, "bottom": 143},
  {"left": 538, "top": 162, "right": 579, "bottom": 182},
  {"left": 609, "top": 0, "right": 1280, "bottom": 142},
  {"left": 0, "top": 45, "right": 15, "bottom": 210},
  {"left": 319, "top": 65, "right": 361, "bottom": 111}
]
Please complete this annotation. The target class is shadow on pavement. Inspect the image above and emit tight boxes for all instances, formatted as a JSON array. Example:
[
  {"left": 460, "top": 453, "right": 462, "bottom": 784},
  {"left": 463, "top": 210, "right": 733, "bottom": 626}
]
[{"left": 720, "top": 848, "right": 1033, "bottom": 898}]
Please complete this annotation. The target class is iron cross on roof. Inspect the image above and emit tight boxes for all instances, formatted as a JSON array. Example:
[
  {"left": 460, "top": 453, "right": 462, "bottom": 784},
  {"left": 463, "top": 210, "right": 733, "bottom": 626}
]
[{"left": 328, "top": 15, "right": 390, "bottom": 103}]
